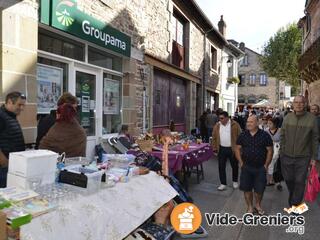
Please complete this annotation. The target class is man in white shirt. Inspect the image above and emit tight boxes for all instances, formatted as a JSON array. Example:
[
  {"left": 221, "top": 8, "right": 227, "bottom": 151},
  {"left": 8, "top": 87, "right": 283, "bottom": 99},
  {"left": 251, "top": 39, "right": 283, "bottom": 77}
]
[{"left": 212, "top": 111, "right": 242, "bottom": 191}]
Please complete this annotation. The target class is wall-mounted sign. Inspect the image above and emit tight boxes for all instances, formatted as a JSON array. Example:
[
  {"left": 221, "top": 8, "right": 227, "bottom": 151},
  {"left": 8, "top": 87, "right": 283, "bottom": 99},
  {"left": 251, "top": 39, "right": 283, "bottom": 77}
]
[
  {"left": 40, "top": 0, "right": 131, "bottom": 57},
  {"left": 37, "top": 64, "right": 63, "bottom": 114}
]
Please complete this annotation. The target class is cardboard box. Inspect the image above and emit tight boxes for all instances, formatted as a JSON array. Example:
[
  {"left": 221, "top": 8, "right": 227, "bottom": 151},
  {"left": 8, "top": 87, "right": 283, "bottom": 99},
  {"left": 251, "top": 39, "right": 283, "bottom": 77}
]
[
  {"left": 8, "top": 150, "right": 58, "bottom": 178},
  {"left": 7, "top": 172, "right": 56, "bottom": 190},
  {"left": 0, "top": 211, "right": 7, "bottom": 240}
]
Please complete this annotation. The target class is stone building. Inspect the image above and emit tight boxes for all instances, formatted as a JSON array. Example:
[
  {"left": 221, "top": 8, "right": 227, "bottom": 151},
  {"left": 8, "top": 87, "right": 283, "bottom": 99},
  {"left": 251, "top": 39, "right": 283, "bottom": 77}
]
[
  {"left": 0, "top": 0, "right": 239, "bottom": 157},
  {"left": 229, "top": 41, "right": 280, "bottom": 110},
  {"left": 298, "top": 0, "right": 320, "bottom": 105}
]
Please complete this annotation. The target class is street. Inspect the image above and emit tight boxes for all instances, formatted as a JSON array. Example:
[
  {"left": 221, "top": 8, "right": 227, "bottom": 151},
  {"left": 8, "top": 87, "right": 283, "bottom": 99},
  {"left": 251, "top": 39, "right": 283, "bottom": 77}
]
[{"left": 175, "top": 156, "right": 320, "bottom": 240}]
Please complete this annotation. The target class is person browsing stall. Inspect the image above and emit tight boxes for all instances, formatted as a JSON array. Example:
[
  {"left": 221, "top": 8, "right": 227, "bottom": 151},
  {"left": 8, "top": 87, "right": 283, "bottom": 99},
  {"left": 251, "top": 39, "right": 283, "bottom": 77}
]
[
  {"left": 0, "top": 92, "right": 26, "bottom": 187},
  {"left": 39, "top": 100, "right": 86, "bottom": 157}
]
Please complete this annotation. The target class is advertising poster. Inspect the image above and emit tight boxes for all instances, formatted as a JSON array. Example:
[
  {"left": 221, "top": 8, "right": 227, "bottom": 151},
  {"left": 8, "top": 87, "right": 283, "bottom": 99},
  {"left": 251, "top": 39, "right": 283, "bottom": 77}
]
[
  {"left": 80, "top": 83, "right": 91, "bottom": 127},
  {"left": 37, "top": 64, "right": 63, "bottom": 113},
  {"left": 104, "top": 79, "right": 119, "bottom": 115}
]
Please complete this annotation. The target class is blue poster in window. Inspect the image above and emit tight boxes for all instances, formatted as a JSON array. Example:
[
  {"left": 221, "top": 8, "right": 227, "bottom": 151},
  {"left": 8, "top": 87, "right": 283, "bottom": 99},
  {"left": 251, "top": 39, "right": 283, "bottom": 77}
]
[{"left": 37, "top": 64, "right": 63, "bottom": 113}]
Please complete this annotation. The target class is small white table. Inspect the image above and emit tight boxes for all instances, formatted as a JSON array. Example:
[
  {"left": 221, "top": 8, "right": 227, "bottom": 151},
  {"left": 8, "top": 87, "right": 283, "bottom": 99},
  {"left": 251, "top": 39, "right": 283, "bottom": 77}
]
[{"left": 20, "top": 172, "right": 177, "bottom": 240}]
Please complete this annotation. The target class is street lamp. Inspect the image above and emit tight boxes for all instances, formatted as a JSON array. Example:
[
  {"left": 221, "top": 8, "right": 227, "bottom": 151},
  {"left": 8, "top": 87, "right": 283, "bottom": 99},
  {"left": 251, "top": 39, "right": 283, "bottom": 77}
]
[{"left": 227, "top": 59, "right": 232, "bottom": 68}]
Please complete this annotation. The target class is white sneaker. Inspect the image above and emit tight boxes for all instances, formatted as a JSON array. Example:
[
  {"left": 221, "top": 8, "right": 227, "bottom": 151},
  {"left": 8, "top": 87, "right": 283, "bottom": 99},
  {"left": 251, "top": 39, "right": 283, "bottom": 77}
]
[
  {"left": 233, "top": 182, "right": 239, "bottom": 189},
  {"left": 218, "top": 184, "right": 227, "bottom": 191}
]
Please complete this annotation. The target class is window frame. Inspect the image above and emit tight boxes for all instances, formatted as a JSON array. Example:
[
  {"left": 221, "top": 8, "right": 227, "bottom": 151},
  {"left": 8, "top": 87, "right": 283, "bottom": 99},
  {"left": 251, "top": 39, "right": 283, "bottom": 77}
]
[
  {"left": 248, "top": 74, "right": 256, "bottom": 86},
  {"left": 259, "top": 73, "right": 267, "bottom": 86},
  {"left": 239, "top": 74, "right": 246, "bottom": 86},
  {"left": 210, "top": 46, "right": 218, "bottom": 71}
]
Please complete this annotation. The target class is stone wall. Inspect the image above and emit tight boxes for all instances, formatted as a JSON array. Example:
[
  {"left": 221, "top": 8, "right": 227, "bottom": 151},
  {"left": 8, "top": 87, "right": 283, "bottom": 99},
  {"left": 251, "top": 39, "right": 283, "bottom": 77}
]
[
  {"left": 0, "top": 0, "right": 38, "bottom": 143},
  {"left": 302, "top": 0, "right": 320, "bottom": 52},
  {"left": 307, "top": 81, "right": 320, "bottom": 106},
  {"left": 189, "top": 24, "right": 204, "bottom": 78},
  {"left": 301, "top": 0, "right": 320, "bottom": 106}
]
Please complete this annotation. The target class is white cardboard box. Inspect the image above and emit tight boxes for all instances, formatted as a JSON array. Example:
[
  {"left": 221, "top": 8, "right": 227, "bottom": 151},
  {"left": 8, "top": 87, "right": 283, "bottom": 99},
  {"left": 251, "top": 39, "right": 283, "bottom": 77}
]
[
  {"left": 7, "top": 172, "right": 56, "bottom": 190},
  {"left": 8, "top": 150, "right": 58, "bottom": 178}
]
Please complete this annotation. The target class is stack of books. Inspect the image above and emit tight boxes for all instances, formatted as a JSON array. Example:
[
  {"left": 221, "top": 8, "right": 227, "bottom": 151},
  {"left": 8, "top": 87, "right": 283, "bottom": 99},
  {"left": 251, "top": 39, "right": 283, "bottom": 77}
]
[
  {"left": 0, "top": 197, "right": 11, "bottom": 210},
  {"left": 2, "top": 207, "right": 32, "bottom": 229},
  {"left": 0, "top": 186, "right": 38, "bottom": 202}
]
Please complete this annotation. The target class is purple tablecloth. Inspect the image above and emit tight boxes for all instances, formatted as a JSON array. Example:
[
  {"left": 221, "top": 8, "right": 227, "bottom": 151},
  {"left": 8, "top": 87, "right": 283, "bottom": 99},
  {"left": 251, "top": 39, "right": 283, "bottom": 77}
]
[{"left": 150, "top": 143, "right": 213, "bottom": 173}]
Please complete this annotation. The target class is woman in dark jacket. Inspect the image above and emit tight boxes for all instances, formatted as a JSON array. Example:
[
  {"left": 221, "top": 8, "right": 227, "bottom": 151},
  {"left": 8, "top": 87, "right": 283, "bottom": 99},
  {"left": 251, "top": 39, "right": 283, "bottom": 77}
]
[{"left": 39, "top": 103, "right": 86, "bottom": 157}]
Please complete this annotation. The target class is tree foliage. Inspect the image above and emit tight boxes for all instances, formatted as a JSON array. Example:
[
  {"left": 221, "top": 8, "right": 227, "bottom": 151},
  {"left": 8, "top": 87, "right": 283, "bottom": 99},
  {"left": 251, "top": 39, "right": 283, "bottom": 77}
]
[{"left": 260, "top": 23, "right": 302, "bottom": 94}]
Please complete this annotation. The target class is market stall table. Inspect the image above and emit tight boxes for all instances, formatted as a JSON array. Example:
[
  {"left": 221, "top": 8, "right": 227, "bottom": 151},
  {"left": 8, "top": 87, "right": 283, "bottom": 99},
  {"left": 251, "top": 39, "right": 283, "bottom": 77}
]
[
  {"left": 150, "top": 143, "right": 213, "bottom": 174},
  {"left": 20, "top": 171, "right": 177, "bottom": 240}
]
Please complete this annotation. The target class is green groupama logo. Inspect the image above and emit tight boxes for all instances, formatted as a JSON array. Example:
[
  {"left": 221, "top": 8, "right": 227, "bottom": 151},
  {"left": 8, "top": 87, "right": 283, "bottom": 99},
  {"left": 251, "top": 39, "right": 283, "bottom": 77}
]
[
  {"left": 55, "top": 0, "right": 76, "bottom": 27},
  {"left": 82, "top": 83, "right": 90, "bottom": 92}
]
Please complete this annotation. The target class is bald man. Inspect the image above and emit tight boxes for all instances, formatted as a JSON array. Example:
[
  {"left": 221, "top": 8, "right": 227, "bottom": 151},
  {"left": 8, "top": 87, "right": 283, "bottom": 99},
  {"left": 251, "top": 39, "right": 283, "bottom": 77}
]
[
  {"left": 235, "top": 115, "right": 273, "bottom": 215},
  {"left": 280, "top": 96, "right": 319, "bottom": 212}
]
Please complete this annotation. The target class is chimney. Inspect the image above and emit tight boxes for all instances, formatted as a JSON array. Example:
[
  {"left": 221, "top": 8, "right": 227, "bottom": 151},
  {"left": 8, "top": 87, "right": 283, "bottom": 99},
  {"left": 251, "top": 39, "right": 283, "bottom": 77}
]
[
  {"left": 239, "top": 42, "right": 245, "bottom": 51},
  {"left": 218, "top": 15, "right": 226, "bottom": 37}
]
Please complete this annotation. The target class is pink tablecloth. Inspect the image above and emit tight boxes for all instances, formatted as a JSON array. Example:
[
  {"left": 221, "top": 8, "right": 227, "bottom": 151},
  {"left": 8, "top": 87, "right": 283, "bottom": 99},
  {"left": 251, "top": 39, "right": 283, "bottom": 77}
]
[{"left": 150, "top": 143, "right": 213, "bottom": 173}]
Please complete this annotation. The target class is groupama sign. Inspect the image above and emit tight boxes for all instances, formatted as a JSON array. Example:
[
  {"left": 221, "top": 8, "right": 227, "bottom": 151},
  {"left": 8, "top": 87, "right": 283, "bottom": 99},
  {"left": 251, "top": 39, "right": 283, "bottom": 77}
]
[{"left": 41, "top": 0, "right": 131, "bottom": 57}]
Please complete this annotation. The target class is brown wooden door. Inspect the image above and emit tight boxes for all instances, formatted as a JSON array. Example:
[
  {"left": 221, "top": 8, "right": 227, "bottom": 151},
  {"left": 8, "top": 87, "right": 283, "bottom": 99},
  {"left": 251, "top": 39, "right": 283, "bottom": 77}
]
[
  {"left": 153, "top": 70, "right": 169, "bottom": 126},
  {"left": 169, "top": 77, "right": 185, "bottom": 125},
  {"left": 153, "top": 70, "right": 186, "bottom": 130}
]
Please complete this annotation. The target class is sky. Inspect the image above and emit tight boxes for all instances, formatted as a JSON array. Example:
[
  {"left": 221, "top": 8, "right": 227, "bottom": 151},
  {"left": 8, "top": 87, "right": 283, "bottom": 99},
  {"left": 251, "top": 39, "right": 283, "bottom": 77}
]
[{"left": 195, "top": 0, "right": 305, "bottom": 52}]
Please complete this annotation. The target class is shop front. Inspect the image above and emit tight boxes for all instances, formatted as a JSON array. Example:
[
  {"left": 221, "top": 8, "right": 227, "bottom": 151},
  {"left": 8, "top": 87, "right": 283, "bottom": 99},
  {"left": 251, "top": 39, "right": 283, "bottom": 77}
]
[{"left": 38, "top": 0, "right": 131, "bottom": 158}]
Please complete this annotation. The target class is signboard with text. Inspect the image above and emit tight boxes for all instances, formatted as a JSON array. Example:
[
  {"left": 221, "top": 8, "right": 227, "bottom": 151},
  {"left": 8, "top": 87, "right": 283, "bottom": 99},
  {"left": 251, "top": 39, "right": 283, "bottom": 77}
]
[{"left": 41, "top": 0, "right": 131, "bottom": 57}]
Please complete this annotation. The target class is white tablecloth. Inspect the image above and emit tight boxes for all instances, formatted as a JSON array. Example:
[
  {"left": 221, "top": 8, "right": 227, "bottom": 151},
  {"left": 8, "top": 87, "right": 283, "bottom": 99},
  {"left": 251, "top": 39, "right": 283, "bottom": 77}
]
[{"left": 20, "top": 172, "right": 177, "bottom": 240}]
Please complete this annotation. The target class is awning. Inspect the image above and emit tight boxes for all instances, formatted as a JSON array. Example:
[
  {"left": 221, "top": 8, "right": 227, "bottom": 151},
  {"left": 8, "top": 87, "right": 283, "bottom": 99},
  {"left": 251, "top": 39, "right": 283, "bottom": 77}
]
[{"left": 253, "top": 99, "right": 271, "bottom": 107}]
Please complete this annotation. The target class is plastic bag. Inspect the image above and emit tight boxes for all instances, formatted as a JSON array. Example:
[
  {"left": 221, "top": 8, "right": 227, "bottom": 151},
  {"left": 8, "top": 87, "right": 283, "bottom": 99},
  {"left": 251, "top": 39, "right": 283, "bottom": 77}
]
[{"left": 304, "top": 165, "right": 320, "bottom": 202}]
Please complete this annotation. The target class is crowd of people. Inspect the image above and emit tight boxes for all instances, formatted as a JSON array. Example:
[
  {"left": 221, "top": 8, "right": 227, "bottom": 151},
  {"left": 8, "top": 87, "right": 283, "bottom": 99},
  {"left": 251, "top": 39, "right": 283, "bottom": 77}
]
[{"left": 209, "top": 96, "right": 320, "bottom": 214}]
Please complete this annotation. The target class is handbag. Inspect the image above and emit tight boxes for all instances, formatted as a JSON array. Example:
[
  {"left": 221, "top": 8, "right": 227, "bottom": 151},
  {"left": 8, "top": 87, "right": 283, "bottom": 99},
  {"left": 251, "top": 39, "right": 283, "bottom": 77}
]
[{"left": 273, "top": 156, "right": 283, "bottom": 183}]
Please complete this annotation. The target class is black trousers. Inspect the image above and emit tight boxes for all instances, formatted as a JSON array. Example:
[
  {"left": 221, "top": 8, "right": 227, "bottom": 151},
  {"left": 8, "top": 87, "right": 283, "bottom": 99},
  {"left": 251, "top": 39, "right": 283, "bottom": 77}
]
[
  {"left": 218, "top": 146, "right": 239, "bottom": 185},
  {"left": 281, "top": 155, "right": 310, "bottom": 206}
]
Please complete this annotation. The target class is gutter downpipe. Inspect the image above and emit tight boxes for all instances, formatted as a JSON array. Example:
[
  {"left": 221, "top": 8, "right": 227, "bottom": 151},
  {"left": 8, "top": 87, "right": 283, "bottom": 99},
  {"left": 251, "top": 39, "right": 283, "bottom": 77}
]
[{"left": 203, "top": 28, "right": 215, "bottom": 113}]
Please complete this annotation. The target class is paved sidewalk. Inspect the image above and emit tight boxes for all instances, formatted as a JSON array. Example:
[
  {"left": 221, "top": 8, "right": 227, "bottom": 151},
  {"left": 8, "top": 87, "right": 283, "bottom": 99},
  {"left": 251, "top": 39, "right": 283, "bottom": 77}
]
[{"left": 174, "top": 157, "right": 320, "bottom": 240}]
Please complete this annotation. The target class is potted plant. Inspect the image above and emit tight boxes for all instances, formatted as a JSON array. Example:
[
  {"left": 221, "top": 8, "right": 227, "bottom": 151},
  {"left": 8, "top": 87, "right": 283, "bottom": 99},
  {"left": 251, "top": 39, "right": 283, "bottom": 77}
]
[{"left": 227, "top": 77, "right": 240, "bottom": 84}]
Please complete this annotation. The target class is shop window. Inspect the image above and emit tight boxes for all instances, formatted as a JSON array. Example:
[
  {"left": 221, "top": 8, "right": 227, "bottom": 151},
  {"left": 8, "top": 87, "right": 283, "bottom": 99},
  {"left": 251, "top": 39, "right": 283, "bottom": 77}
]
[
  {"left": 88, "top": 46, "right": 122, "bottom": 72},
  {"left": 103, "top": 74, "right": 122, "bottom": 134},
  {"left": 37, "top": 57, "right": 69, "bottom": 119},
  {"left": 248, "top": 96, "right": 257, "bottom": 104},
  {"left": 38, "top": 28, "right": 85, "bottom": 61},
  {"left": 238, "top": 96, "right": 245, "bottom": 104},
  {"left": 38, "top": 57, "right": 68, "bottom": 93}
]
